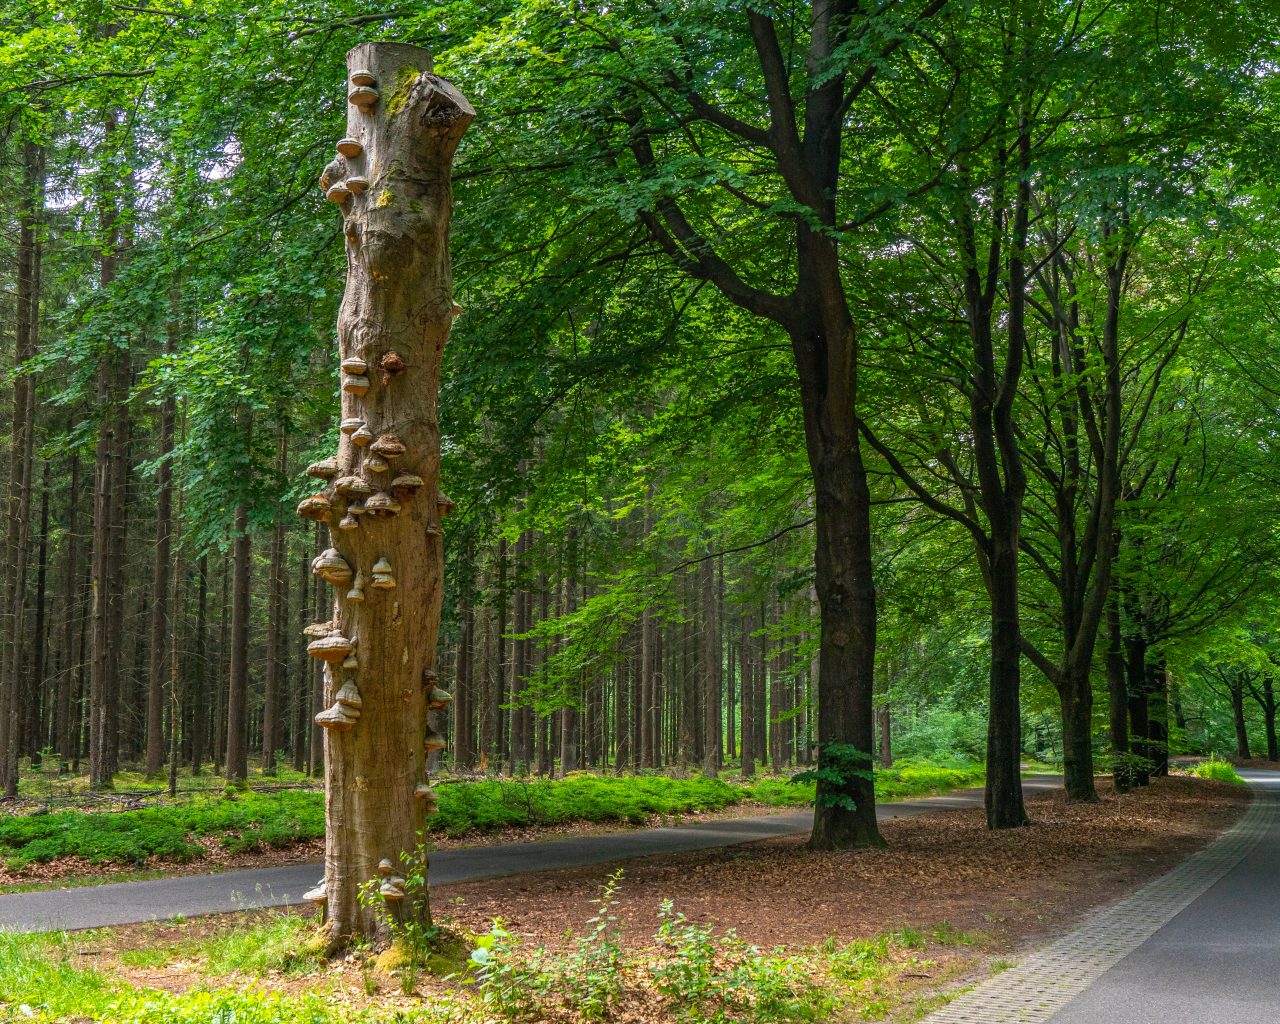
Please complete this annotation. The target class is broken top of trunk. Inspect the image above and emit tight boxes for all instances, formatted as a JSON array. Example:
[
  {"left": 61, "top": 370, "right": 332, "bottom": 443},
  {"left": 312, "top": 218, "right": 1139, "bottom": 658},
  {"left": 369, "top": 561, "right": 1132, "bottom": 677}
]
[{"left": 309, "top": 41, "right": 472, "bottom": 951}]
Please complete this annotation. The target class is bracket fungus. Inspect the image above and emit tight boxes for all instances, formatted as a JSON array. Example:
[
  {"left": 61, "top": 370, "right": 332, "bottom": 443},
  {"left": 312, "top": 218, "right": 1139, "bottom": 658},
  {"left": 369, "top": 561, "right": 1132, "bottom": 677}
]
[
  {"left": 348, "top": 85, "right": 379, "bottom": 111},
  {"left": 415, "top": 782, "right": 439, "bottom": 808},
  {"left": 338, "top": 512, "right": 359, "bottom": 531},
  {"left": 336, "top": 137, "right": 363, "bottom": 158},
  {"left": 342, "top": 652, "right": 359, "bottom": 671},
  {"left": 304, "top": 883, "right": 327, "bottom": 903},
  {"left": 308, "top": 634, "right": 354, "bottom": 663},
  {"left": 364, "top": 492, "right": 401, "bottom": 518},
  {"left": 306, "top": 457, "right": 340, "bottom": 480},
  {"left": 335, "top": 681, "right": 363, "bottom": 709},
  {"left": 378, "top": 351, "right": 406, "bottom": 384},
  {"left": 335, "top": 475, "right": 373, "bottom": 498},
  {"left": 379, "top": 878, "right": 405, "bottom": 900},
  {"left": 391, "top": 474, "right": 424, "bottom": 498},
  {"left": 346, "top": 572, "right": 366, "bottom": 603},
  {"left": 326, "top": 182, "right": 352, "bottom": 204},
  {"left": 351, "top": 423, "right": 374, "bottom": 447},
  {"left": 311, "top": 548, "right": 354, "bottom": 586},
  {"left": 342, "top": 374, "right": 370, "bottom": 396},
  {"left": 340, "top": 417, "right": 363, "bottom": 437},
  {"left": 340, "top": 356, "right": 368, "bottom": 375},
  {"left": 349, "top": 68, "right": 376, "bottom": 87},
  {"left": 346, "top": 175, "right": 369, "bottom": 195},
  {"left": 369, "top": 434, "right": 406, "bottom": 460},
  {"left": 427, "top": 686, "right": 453, "bottom": 710},
  {"left": 371, "top": 556, "right": 396, "bottom": 589},
  {"left": 365, "top": 453, "right": 389, "bottom": 474},
  {"left": 424, "top": 728, "right": 447, "bottom": 752},
  {"left": 296, "top": 492, "right": 332, "bottom": 522},
  {"left": 315, "top": 702, "right": 359, "bottom": 731},
  {"left": 303, "top": 620, "right": 336, "bottom": 639},
  {"left": 436, "top": 492, "right": 456, "bottom": 517}
]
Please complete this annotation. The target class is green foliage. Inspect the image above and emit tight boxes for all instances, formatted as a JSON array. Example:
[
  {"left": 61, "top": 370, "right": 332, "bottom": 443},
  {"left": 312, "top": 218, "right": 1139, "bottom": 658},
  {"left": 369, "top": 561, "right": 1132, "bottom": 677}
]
[
  {"left": 0, "top": 791, "right": 322, "bottom": 870},
  {"left": 357, "top": 840, "right": 437, "bottom": 993},
  {"left": 1189, "top": 756, "right": 1246, "bottom": 785}
]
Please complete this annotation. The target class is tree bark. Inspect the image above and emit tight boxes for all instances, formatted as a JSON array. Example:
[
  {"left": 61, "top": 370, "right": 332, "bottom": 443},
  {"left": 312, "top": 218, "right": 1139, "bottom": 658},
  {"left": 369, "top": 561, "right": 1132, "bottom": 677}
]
[
  {"left": 144, "top": 300, "right": 177, "bottom": 777},
  {"left": 224, "top": 504, "right": 250, "bottom": 784},
  {"left": 263, "top": 430, "right": 288, "bottom": 774},
  {"left": 1105, "top": 599, "right": 1130, "bottom": 790},
  {"left": 1230, "top": 675, "right": 1251, "bottom": 760},
  {"left": 306, "top": 43, "right": 471, "bottom": 947}
]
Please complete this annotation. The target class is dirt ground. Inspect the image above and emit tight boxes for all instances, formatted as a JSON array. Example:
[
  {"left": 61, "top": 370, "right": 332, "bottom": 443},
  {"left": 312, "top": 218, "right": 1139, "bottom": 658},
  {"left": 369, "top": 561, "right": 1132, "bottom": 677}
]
[{"left": 439, "top": 776, "right": 1250, "bottom": 951}]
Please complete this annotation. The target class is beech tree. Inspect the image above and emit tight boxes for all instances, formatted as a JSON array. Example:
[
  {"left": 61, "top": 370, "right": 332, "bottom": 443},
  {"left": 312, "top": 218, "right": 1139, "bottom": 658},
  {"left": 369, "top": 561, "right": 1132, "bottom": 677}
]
[{"left": 297, "top": 42, "right": 473, "bottom": 947}]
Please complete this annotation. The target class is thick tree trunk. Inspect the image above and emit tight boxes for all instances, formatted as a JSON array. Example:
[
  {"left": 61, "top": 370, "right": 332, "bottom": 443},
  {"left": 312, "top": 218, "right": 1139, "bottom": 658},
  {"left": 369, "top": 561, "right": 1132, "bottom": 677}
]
[
  {"left": 224, "top": 505, "right": 250, "bottom": 784},
  {"left": 986, "top": 546, "right": 1029, "bottom": 827},
  {"left": 1105, "top": 600, "right": 1130, "bottom": 790},
  {"left": 1059, "top": 666, "right": 1096, "bottom": 801},
  {"left": 305, "top": 44, "right": 471, "bottom": 946},
  {"left": 1230, "top": 678, "right": 1251, "bottom": 760}
]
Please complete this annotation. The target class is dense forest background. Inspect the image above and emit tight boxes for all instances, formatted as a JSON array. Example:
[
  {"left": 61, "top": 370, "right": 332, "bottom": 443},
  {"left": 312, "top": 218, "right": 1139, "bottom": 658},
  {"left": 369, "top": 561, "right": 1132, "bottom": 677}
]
[{"left": 0, "top": 0, "right": 1278, "bottom": 795}]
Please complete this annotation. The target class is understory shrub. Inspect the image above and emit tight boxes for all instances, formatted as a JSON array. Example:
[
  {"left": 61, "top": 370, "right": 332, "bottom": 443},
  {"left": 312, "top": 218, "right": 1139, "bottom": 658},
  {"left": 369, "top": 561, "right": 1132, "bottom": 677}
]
[{"left": 1189, "top": 756, "right": 1245, "bottom": 785}]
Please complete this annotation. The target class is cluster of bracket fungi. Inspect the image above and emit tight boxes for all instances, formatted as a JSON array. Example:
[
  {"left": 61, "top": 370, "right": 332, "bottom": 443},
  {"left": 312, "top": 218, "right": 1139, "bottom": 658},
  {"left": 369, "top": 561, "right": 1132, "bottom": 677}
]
[{"left": 302, "top": 62, "right": 457, "bottom": 911}]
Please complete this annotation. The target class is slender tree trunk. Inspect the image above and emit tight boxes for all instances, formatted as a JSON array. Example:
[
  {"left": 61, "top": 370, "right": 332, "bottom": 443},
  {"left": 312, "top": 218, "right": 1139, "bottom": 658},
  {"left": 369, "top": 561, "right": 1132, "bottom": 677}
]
[
  {"left": 144, "top": 304, "right": 177, "bottom": 777},
  {"left": 263, "top": 431, "right": 287, "bottom": 774},
  {"left": 877, "top": 704, "right": 892, "bottom": 767},
  {"left": 1263, "top": 678, "right": 1278, "bottom": 763},
  {"left": 1125, "top": 632, "right": 1151, "bottom": 787},
  {"left": 740, "top": 610, "right": 755, "bottom": 779},
  {"left": 224, "top": 504, "right": 250, "bottom": 784},
  {"left": 31, "top": 462, "right": 50, "bottom": 765},
  {"left": 57, "top": 454, "right": 79, "bottom": 771},
  {"left": 701, "top": 554, "right": 721, "bottom": 778},
  {"left": 190, "top": 554, "right": 208, "bottom": 774}
]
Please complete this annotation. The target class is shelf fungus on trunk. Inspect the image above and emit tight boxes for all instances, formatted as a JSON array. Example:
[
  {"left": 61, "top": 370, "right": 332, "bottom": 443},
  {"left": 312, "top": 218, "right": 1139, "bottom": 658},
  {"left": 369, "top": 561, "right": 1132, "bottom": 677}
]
[
  {"left": 342, "top": 652, "right": 359, "bottom": 671},
  {"left": 371, "top": 556, "right": 396, "bottom": 589},
  {"left": 369, "top": 434, "right": 406, "bottom": 461},
  {"left": 336, "top": 681, "right": 363, "bottom": 710},
  {"left": 335, "top": 475, "right": 373, "bottom": 499},
  {"left": 364, "top": 492, "right": 401, "bottom": 518},
  {"left": 346, "top": 571, "right": 366, "bottom": 603},
  {"left": 316, "top": 701, "right": 360, "bottom": 731},
  {"left": 341, "top": 356, "right": 369, "bottom": 375},
  {"left": 347, "top": 176, "right": 369, "bottom": 195},
  {"left": 304, "top": 620, "right": 336, "bottom": 639},
  {"left": 379, "top": 876, "right": 406, "bottom": 900},
  {"left": 348, "top": 85, "right": 380, "bottom": 111},
  {"left": 304, "top": 883, "right": 328, "bottom": 903},
  {"left": 326, "top": 182, "right": 352, "bottom": 204},
  {"left": 340, "top": 417, "right": 363, "bottom": 437},
  {"left": 351, "top": 423, "right": 374, "bottom": 447},
  {"left": 424, "top": 728, "right": 447, "bottom": 752},
  {"left": 342, "top": 374, "right": 371, "bottom": 396},
  {"left": 297, "top": 492, "right": 333, "bottom": 522},
  {"left": 414, "top": 782, "right": 439, "bottom": 810},
  {"left": 336, "top": 137, "right": 363, "bottom": 158},
  {"left": 391, "top": 474, "right": 424, "bottom": 499},
  {"left": 365, "top": 453, "right": 390, "bottom": 474},
  {"left": 338, "top": 512, "right": 359, "bottom": 531},
  {"left": 436, "top": 492, "right": 455, "bottom": 517},
  {"left": 307, "top": 457, "right": 340, "bottom": 480},
  {"left": 427, "top": 686, "right": 452, "bottom": 710},
  {"left": 312, "top": 548, "right": 354, "bottom": 586},
  {"left": 308, "top": 634, "right": 354, "bottom": 663}
]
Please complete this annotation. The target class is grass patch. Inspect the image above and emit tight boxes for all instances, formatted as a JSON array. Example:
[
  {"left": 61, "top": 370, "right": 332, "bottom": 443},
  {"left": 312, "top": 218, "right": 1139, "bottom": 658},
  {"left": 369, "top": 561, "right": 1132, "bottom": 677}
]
[
  {"left": 0, "top": 761, "right": 990, "bottom": 872},
  {"left": 1189, "top": 756, "right": 1246, "bottom": 785}
]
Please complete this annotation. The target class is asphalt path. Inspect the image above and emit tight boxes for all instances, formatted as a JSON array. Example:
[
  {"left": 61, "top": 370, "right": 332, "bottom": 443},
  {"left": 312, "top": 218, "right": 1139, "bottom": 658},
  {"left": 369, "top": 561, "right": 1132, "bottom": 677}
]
[
  {"left": 0, "top": 776, "right": 1064, "bottom": 933},
  {"left": 1048, "top": 769, "right": 1280, "bottom": 1024}
]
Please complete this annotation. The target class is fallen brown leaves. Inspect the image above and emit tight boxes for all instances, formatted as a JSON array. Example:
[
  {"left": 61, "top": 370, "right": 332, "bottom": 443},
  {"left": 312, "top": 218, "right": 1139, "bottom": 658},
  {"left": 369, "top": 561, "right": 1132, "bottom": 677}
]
[{"left": 440, "top": 776, "right": 1249, "bottom": 952}]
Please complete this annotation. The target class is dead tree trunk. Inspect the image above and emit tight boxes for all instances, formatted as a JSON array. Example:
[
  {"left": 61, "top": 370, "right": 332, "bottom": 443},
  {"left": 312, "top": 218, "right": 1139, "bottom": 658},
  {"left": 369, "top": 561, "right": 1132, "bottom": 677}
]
[{"left": 302, "top": 43, "right": 472, "bottom": 948}]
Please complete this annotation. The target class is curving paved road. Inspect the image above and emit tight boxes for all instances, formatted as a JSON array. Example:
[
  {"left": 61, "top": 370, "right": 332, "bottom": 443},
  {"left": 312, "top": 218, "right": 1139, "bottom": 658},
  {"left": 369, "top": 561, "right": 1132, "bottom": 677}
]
[
  {"left": 1046, "top": 769, "right": 1280, "bottom": 1024},
  {"left": 0, "top": 777, "right": 1065, "bottom": 933}
]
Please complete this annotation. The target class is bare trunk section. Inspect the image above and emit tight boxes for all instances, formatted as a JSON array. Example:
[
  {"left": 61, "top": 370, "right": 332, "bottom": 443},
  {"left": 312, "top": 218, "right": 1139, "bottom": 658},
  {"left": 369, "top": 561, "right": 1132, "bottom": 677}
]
[
  {"left": 144, "top": 300, "right": 177, "bottom": 777},
  {"left": 263, "top": 431, "right": 288, "bottom": 774},
  {"left": 224, "top": 504, "right": 250, "bottom": 784},
  {"left": 304, "top": 44, "right": 472, "bottom": 947}
]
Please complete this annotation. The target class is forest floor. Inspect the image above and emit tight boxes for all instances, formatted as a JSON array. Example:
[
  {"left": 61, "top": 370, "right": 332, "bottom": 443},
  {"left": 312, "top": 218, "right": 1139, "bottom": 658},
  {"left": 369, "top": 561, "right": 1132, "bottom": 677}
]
[{"left": 0, "top": 775, "right": 1250, "bottom": 1024}]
